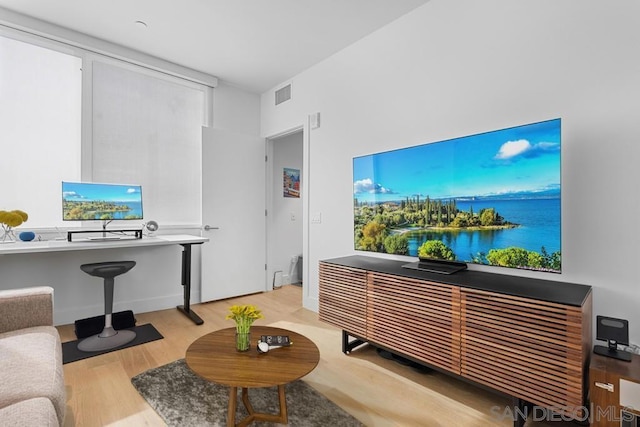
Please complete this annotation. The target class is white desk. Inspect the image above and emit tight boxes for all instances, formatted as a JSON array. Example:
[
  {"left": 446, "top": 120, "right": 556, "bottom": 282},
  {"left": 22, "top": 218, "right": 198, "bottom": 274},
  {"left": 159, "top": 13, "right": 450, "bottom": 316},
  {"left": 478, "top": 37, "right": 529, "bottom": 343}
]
[
  {"left": 0, "top": 234, "right": 209, "bottom": 324},
  {"left": 0, "top": 234, "right": 205, "bottom": 255}
]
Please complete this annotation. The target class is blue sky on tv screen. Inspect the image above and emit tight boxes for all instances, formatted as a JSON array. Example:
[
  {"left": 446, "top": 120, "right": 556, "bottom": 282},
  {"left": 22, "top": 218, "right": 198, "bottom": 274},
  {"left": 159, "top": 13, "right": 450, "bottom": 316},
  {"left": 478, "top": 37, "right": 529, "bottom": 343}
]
[
  {"left": 353, "top": 119, "right": 561, "bottom": 203},
  {"left": 62, "top": 182, "right": 142, "bottom": 203}
]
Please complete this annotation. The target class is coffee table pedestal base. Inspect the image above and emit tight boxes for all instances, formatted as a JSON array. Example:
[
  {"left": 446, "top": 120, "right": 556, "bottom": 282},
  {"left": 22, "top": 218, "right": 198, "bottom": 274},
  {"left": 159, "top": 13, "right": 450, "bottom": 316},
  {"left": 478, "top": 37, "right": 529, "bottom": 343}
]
[{"left": 228, "top": 385, "right": 288, "bottom": 427}]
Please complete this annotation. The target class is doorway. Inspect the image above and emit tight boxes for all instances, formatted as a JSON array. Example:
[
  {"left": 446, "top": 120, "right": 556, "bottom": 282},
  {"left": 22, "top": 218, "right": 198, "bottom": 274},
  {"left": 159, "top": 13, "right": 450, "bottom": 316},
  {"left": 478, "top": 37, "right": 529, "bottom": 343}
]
[{"left": 266, "top": 129, "right": 304, "bottom": 291}]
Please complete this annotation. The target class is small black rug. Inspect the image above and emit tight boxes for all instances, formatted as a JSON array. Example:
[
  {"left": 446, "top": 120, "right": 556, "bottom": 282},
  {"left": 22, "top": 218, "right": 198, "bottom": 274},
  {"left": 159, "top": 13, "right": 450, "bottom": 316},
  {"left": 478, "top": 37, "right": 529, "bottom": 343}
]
[
  {"left": 132, "top": 359, "right": 363, "bottom": 426},
  {"left": 62, "top": 323, "right": 163, "bottom": 364}
]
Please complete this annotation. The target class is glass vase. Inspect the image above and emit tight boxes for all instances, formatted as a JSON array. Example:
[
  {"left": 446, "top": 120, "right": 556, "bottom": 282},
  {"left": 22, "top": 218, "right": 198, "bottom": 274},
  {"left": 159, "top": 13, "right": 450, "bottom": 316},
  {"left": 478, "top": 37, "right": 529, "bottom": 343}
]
[
  {"left": 0, "top": 226, "right": 16, "bottom": 243},
  {"left": 236, "top": 331, "right": 250, "bottom": 352}
]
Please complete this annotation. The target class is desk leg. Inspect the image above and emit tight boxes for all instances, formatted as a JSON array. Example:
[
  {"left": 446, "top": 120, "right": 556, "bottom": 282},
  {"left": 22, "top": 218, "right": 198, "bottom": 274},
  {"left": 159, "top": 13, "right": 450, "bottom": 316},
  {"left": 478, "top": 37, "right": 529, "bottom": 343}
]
[{"left": 176, "top": 243, "right": 204, "bottom": 325}]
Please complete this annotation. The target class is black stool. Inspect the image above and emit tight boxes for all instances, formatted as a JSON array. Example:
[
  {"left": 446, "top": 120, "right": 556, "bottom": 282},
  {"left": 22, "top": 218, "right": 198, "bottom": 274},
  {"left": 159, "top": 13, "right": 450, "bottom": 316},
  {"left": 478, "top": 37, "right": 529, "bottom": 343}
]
[{"left": 78, "top": 261, "right": 137, "bottom": 352}]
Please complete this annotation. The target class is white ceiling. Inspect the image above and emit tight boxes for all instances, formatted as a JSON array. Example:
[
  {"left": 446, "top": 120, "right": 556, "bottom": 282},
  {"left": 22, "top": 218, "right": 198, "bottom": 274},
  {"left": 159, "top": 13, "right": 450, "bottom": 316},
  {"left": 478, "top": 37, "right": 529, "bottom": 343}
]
[{"left": 0, "top": 0, "right": 429, "bottom": 93}]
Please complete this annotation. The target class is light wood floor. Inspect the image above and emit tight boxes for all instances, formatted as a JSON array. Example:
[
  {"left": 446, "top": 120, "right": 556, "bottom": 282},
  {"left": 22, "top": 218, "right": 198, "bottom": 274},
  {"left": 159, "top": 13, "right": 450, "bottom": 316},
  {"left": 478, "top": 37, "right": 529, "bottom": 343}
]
[{"left": 57, "top": 285, "right": 579, "bottom": 426}]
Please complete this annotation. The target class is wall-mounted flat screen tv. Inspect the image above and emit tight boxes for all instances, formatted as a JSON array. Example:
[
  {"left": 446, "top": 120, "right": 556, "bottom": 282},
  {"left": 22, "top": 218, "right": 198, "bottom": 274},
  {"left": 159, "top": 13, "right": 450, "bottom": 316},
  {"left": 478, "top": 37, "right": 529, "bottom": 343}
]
[
  {"left": 62, "top": 181, "right": 143, "bottom": 221},
  {"left": 353, "top": 118, "right": 561, "bottom": 273}
]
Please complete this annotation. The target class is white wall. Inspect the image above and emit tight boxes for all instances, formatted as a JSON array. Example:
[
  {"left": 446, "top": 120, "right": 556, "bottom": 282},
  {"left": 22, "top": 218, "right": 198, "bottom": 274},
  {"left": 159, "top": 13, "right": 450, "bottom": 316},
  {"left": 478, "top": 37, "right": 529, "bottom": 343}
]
[
  {"left": 261, "top": 0, "right": 640, "bottom": 344},
  {"left": 213, "top": 81, "right": 261, "bottom": 136},
  {"left": 268, "top": 132, "right": 303, "bottom": 285}
]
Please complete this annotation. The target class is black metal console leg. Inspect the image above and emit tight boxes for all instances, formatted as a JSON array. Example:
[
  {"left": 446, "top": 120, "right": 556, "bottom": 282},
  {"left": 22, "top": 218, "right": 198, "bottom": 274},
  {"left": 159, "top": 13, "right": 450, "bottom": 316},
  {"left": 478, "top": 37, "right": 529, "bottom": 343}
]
[
  {"left": 342, "top": 330, "right": 366, "bottom": 354},
  {"left": 176, "top": 243, "right": 204, "bottom": 325},
  {"left": 512, "top": 397, "right": 531, "bottom": 427}
]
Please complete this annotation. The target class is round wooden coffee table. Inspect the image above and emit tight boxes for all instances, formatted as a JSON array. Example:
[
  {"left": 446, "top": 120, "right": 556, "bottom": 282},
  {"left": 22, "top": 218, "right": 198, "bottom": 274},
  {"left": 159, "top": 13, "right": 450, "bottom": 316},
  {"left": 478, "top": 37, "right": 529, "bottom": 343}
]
[{"left": 185, "top": 326, "right": 320, "bottom": 427}]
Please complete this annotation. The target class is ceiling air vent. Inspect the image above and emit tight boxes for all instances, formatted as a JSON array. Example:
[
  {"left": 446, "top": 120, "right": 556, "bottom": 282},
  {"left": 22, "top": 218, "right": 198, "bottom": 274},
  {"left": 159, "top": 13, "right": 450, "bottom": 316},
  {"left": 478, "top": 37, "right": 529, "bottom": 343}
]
[{"left": 275, "top": 84, "right": 291, "bottom": 105}]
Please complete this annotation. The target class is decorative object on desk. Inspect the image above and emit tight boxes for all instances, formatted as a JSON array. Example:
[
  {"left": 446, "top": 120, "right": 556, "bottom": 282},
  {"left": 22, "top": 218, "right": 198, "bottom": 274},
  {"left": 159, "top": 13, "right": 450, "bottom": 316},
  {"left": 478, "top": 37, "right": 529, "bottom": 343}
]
[
  {"left": 144, "top": 220, "right": 159, "bottom": 236},
  {"left": 226, "top": 304, "right": 263, "bottom": 351},
  {"left": 18, "top": 231, "right": 36, "bottom": 242},
  {"left": 0, "top": 209, "right": 28, "bottom": 243},
  {"left": 131, "top": 359, "right": 363, "bottom": 427}
]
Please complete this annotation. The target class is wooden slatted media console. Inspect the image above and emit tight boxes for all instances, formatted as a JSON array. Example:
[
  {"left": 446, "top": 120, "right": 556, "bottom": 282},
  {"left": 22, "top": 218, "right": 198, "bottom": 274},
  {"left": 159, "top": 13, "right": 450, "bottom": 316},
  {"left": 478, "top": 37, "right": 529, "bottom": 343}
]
[{"left": 319, "top": 256, "right": 592, "bottom": 427}]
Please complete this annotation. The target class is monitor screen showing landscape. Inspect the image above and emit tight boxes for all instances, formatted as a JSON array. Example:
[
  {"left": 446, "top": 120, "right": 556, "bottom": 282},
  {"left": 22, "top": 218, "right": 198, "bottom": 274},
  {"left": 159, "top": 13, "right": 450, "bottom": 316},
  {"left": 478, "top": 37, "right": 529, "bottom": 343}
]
[
  {"left": 353, "top": 118, "right": 561, "bottom": 273},
  {"left": 62, "top": 181, "right": 143, "bottom": 221}
]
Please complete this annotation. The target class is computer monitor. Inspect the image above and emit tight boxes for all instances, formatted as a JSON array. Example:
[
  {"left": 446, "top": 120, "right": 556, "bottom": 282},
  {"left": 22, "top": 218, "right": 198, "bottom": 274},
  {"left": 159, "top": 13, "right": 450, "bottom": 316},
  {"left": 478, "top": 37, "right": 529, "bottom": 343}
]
[{"left": 62, "top": 181, "right": 143, "bottom": 224}]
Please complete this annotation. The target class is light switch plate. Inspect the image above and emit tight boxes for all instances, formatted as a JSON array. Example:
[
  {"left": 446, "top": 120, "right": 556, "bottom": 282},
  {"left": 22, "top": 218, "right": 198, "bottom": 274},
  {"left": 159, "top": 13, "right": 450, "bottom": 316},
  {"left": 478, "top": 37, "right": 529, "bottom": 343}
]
[{"left": 310, "top": 112, "right": 320, "bottom": 129}]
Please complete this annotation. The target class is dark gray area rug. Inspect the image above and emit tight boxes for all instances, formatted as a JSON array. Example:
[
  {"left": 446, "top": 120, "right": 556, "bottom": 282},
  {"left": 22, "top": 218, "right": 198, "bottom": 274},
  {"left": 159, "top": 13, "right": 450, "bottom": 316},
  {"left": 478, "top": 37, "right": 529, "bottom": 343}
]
[{"left": 131, "top": 359, "right": 363, "bottom": 426}]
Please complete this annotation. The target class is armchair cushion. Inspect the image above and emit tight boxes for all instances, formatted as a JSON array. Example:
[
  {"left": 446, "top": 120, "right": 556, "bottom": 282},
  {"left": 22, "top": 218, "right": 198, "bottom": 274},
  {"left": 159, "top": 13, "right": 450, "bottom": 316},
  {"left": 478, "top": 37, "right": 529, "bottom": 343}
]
[
  {"left": 0, "top": 397, "right": 59, "bottom": 426},
  {"left": 0, "top": 286, "right": 54, "bottom": 334},
  {"left": 0, "top": 286, "right": 65, "bottom": 425}
]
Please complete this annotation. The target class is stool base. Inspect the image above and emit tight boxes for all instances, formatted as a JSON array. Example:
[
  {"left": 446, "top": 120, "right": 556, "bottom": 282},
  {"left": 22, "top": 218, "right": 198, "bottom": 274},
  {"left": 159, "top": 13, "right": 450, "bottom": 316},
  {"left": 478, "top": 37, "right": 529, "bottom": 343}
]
[{"left": 77, "top": 328, "right": 137, "bottom": 352}]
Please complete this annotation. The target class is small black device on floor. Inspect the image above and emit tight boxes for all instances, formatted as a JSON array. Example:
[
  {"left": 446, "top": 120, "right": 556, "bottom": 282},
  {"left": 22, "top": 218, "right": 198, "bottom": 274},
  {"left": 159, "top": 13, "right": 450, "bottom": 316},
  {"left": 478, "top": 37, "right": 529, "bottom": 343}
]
[
  {"left": 74, "top": 310, "right": 137, "bottom": 339},
  {"left": 593, "top": 315, "right": 632, "bottom": 362}
]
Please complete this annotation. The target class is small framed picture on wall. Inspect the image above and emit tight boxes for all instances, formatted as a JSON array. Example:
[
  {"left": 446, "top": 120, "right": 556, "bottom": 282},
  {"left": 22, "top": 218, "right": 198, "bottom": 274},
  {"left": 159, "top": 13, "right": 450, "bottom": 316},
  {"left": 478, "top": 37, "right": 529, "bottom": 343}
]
[{"left": 283, "top": 168, "right": 300, "bottom": 198}]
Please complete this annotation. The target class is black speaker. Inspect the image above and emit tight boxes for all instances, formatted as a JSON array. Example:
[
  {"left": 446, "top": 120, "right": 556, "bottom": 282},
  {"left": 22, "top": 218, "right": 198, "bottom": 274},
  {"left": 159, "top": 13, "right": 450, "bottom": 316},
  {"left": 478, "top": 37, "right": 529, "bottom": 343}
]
[
  {"left": 594, "top": 315, "right": 632, "bottom": 361},
  {"left": 74, "top": 310, "right": 137, "bottom": 339}
]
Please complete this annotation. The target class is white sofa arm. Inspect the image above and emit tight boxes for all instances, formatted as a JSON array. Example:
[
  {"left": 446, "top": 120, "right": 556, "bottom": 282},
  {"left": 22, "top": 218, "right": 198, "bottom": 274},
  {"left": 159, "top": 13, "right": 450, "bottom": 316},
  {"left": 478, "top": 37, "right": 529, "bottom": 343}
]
[{"left": 0, "top": 286, "right": 54, "bottom": 334}]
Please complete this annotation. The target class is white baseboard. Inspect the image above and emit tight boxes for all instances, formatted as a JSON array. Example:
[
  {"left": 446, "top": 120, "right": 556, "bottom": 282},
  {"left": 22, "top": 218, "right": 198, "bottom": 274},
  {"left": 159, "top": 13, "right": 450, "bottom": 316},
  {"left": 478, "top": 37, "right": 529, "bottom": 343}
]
[{"left": 53, "top": 292, "right": 197, "bottom": 326}]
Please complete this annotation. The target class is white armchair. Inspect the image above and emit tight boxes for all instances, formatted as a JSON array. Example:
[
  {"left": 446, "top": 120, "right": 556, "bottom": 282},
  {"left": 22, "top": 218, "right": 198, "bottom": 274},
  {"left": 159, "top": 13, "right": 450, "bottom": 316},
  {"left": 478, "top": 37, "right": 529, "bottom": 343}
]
[{"left": 0, "top": 286, "right": 66, "bottom": 426}]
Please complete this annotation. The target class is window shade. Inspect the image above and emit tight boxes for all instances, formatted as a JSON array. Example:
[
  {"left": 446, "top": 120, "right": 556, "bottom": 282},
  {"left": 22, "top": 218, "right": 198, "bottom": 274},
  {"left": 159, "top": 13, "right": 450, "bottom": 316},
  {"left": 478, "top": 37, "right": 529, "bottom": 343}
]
[
  {"left": 91, "top": 61, "right": 204, "bottom": 226},
  {"left": 0, "top": 34, "right": 82, "bottom": 228}
]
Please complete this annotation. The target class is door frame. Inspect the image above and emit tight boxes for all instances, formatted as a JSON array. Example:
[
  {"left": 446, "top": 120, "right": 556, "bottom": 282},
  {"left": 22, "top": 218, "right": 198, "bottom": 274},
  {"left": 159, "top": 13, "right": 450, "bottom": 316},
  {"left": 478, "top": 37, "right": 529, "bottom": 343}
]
[{"left": 265, "top": 125, "right": 307, "bottom": 295}]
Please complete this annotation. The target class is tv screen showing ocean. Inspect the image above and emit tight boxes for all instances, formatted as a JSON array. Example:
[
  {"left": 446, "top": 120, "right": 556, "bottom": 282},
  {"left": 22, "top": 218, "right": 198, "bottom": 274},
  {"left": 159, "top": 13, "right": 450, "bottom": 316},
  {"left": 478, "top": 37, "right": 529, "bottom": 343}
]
[{"left": 402, "top": 198, "right": 560, "bottom": 260}]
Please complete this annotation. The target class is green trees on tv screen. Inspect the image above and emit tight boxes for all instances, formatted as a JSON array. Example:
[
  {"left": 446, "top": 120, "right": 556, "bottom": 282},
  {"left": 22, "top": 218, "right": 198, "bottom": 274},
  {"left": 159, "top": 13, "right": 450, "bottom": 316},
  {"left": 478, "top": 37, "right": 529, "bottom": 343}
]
[
  {"left": 354, "top": 197, "right": 561, "bottom": 272},
  {"left": 63, "top": 200, "right": 141, "bottom": 220}
]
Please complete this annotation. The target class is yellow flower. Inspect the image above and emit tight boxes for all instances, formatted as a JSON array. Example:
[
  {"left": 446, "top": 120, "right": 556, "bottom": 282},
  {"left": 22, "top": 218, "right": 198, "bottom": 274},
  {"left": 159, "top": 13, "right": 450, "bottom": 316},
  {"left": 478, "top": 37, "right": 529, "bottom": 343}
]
[
  {"left": 13, "top": 210, "right": 28, "bottom": 222},
  {"left": 226, "top": 304, "right": 263, "bottom": 333},
  {"left": 0, "top": 210, "right": 27, "bottom": 227}
]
